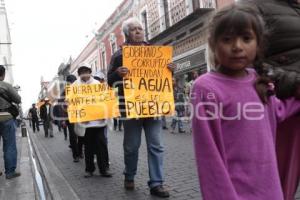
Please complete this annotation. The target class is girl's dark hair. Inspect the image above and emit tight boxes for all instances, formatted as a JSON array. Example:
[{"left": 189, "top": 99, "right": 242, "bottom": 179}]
[
  {"left": 208, "top": 2, "right": 272, "bottom": 104},
  {"left": 208, "top": 2, "right": 267, "bottom": 62}
]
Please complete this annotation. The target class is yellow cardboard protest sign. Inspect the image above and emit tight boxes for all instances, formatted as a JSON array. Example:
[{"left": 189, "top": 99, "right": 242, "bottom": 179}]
[
  {"left": 65, "top": 83, "right": 120, "bottom": 123},
  {"left": 123, "top": 46, "right": 175, "bottom": 118}
]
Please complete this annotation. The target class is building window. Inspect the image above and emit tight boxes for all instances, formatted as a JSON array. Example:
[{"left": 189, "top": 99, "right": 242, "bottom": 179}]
[
  {"left": 199, "top": 0, "right": 215, "bottom": 8},
  {"left": 141, "top": 10, "right": 149, "bottom": 41},
  {"left": 110, "top": 33, "right": 118, "bottom": 54},
  {"left": 170, "top": 0, "right": 187, "bottom": 25},
  {"left": 100, "top": 43, "right": 107, "bottom": 71},
  {"left": 160, "top": 0, "right": 170, "bottom": 29},
  {"left": 90, "top": 62, "right": 95, "bottom": 73},
  {"left": 95, "top": 60, "right": 98, "bottom": 72},
  {"left": 111, "top": 42, "right": 117, "bottom": 54},
  {"left": 101, "top": 51, "right": 106, "bottom": 70},
  {"left": 89, "top": 59, "right": 98, "bottom": 73}
]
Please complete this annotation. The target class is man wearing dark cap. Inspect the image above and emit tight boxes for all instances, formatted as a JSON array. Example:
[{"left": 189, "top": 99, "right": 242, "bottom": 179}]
[
  {"left": 73, "top": 63, "right": 112, "bottom": 178},
  {"left": 40, "top": 98, "right": 53, "bottom": 137},
  {"left": 29, "top": 103, "right": 40, "bottom": 133}
]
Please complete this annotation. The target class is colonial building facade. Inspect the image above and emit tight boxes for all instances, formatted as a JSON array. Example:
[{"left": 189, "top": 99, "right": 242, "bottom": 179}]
[
  {"left": 68, "top": 0, "right": 235, "bottom": 85},
  {"left": 70, "top": 0, "right": 134, "bottom": 77},
  {"left": 132, "top": 0, "right": 234, "bottom": 85},
  {"left": 44, "top": 0, "right": 235, "bottom": 105}
]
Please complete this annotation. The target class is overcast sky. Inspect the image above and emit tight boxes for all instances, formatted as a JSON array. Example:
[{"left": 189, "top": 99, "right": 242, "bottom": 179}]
[{"left": 5, "top": 0, "right": 123, "bottom": 110}]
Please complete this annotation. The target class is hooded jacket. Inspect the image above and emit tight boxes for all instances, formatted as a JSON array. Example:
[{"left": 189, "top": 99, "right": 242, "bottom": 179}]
[{"left": 247, "top": 0, "right": 300, "bottom": 99}]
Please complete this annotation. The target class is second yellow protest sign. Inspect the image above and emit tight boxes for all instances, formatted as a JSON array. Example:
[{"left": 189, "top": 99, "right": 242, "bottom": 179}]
[
  {"left": 123, "top": 45, "right": 175, "bottom": 118},
  {"left": 65, "top": 83, "right": 120, "bottom": 123}
]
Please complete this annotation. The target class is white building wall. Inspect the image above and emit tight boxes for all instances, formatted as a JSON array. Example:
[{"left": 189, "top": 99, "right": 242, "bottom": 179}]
[{"left": 0, "top": 0, "right": 13, "bottom": 84}]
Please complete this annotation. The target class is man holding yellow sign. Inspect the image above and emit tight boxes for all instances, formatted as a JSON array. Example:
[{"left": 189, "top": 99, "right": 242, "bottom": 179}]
[{"left": 108, "top": 17, "right": 175, "bottom": 198}]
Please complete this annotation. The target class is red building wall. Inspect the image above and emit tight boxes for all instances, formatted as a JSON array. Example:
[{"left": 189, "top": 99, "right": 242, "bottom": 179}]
[
  {"left": 71, "top": 0, "right": 132, "bottom": 74},
  {"left": 98, "top": 22, "right": 125, "bottom": 72}
]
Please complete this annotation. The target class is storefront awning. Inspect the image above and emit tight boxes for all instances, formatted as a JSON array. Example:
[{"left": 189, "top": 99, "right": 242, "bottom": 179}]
[{"left": 174, "top": 49, "right": 207, "bottom": 75}]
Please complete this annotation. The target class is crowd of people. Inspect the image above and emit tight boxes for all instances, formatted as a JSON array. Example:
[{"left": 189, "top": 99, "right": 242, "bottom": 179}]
[{"left": 1, "top": 0, "right": 299, "bottom": 199}]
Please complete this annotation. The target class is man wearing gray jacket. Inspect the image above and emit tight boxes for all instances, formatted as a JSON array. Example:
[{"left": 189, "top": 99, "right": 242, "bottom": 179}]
[{"left": 0, "top": 65, "right": 21, "bottom": 179}]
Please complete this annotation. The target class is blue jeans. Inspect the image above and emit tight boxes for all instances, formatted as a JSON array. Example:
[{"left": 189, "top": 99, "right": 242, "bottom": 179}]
[
  {"left": 123, "top": 118, "right": 164, "bottom": 188},
  {"left": 0, "top": 119, "right": 17, "bottom": 175}
]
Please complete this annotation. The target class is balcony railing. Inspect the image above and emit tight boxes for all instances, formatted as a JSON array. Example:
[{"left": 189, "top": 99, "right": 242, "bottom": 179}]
[
  {"left": 147, "top": 0, "right": 215, "bottom": 40},
  {"left": 147, "top": 1, "right": 186, "bottom": 39}
]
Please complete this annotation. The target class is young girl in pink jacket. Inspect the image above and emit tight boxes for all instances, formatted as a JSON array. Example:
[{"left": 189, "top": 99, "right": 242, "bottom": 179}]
[{"left": 191, "top": 3, "right": 300, "bottom": 200}]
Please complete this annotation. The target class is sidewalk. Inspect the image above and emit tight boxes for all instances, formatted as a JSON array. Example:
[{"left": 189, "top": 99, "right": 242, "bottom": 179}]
[
  {"left": 0, "top": 127, "right": 36, "bottom": 200},
  {"left": 2, "top": 122, "right": 299, "bottom": 200}
]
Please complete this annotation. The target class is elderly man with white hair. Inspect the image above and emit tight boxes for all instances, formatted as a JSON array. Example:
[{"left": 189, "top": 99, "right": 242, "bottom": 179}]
[{"left": 107, "top": 17, "right": 174, "bottom": 198}]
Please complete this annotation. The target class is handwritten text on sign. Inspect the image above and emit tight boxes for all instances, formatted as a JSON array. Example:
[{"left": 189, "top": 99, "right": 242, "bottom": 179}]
[
  {"left": 65, "top": 83, "right": 120, "bottom": 123},
  {"left": 123, "top": 46, "right": 175, "bottom": 118}
]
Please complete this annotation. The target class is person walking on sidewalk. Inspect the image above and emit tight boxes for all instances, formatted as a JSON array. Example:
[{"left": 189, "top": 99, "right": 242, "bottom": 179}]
[
  {"left": 53, "top": 99, "right": 68, "bottom": 140},
  {"left": 59, "top": 74, "right": 81, "bottom": 162},
  {"left": 0, "top": 65, "right": 21, "bottom": 179},
  {"left": 191, "top": 4, "right": 300, "bottom": 199},
  {"left": 28, "top": 103, "right": 40, "bottom": 133},
  {"left": 74, "top": 64, "right": 112, "bottom": 178},
  {"left": 171, "top": 78, "right": 186, "bottom": 134},
  {"left": 40, "top": 98, "right": 54, "bottom": 137},
  {"left": 94, "top": 72, "right": 110, "bottom": 169},
  {"left": 107, "top": 17, "right": 174, "bottom": 198}
]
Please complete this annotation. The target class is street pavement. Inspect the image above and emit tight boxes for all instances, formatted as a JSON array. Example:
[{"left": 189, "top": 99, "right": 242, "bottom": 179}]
[
  {"left": 1, "top": 121, "right": 299, "bottom": 200},
  {"left": 30, "top": 120, "right": 202, "bottom": 200}
]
